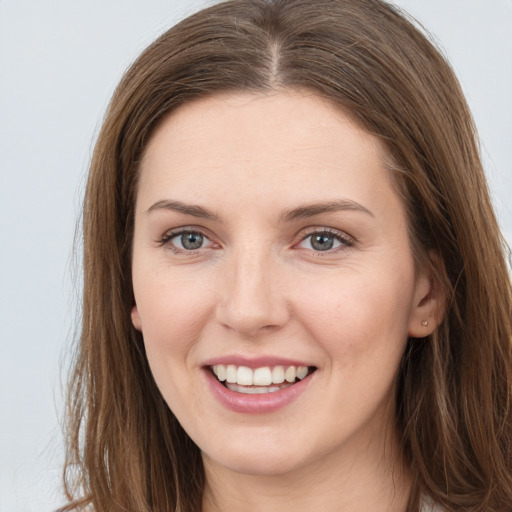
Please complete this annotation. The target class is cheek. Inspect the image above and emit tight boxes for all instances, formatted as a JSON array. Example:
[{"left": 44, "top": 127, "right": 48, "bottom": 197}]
[
  {"left": 134, "top": 283, "right": 214, "bottom": 420},
  {"left": 292, "top": 270, "right": 414, "bottom": 366},
  {"left": 133, "top": 274, "right": 215, "bottom": 381}
]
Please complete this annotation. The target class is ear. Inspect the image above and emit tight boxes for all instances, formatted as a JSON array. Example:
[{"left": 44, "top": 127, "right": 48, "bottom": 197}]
[
  {"left": 131, "top": 304, "right": 142, "bottom": 331},
  {"left": 408, "top": 252, "right": 445, "bottom": 338}
]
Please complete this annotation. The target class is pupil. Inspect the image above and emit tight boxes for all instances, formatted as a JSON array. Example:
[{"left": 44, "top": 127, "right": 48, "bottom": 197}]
[
  {"left": 181, "top": 232, "right": 203, "bottom": 250},
  {"left": 311, "top": 233, "right": 334, "bottom": 251}
]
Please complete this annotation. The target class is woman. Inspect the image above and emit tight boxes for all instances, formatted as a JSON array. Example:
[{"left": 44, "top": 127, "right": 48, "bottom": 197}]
[{"left": 60, "top": 0, "right": 512, "bottom": 511}]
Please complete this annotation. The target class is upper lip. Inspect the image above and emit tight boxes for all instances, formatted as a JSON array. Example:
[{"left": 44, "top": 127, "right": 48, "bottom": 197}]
[{"left": 202, "top": 355, "right": 316, "bottom": 369}]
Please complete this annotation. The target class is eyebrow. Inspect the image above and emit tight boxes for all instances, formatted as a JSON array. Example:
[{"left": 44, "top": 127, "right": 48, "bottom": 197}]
[
  {"left": 146, "top": 198, "right": 373, "bottom": 222},
  {"left": 146, "top": 200, "right": 220, "bottom": 221},
  {"left": 281, "top": 200, "right": 374, "bottom": 222}
]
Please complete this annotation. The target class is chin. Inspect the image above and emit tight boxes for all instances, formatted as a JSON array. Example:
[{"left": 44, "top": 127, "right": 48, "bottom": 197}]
[
  {"left": 200, "top": 429, "right": 325, "bottom": 478},
  {"left": 206, "top": 450, "right": 304, "bottom": 477},
  {"left": 202, "top": 439, "right": 304, "bottom": 476}
]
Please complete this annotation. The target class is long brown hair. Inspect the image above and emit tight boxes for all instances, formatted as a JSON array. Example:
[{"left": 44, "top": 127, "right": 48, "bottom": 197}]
[{"left": 61, "top": 1, "right": 512, "bottom": 510}]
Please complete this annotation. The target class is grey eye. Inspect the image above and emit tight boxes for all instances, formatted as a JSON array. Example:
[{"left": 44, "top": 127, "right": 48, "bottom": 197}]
[
  {"left": 310, "top": 233, "right": 335, "bottom": 251},
  {"left": 298, "top": 232, "right": 344, "bottom": 252},
  {"left": 174, "top": 232, "right": 206, "bottom": 250}
]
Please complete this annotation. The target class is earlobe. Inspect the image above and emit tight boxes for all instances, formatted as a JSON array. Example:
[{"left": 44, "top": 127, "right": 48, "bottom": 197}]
[
  {"left": 131, "top": 305, "right": 142, "bottom": 331},
  {"left": 407, "top": 256, "right": 446, "bottom": 338}
]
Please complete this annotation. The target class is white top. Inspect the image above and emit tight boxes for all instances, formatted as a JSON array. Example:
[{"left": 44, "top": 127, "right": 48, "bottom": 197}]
[{"left": 420, "top": 496, "right": 445, "bottom": 512}]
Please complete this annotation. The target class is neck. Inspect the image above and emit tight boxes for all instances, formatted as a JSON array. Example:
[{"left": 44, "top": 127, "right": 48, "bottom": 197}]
[{"left": 201, "top": 428, "right": 412, "bottom": 512}]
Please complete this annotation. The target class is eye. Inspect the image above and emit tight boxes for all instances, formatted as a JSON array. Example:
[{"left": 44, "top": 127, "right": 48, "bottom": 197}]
[
  {"left": 161, "top": 230, "right": 212, "bottom": 252},
  {"left": 297, "top": 229, "right": 353, "bottom": 252}
]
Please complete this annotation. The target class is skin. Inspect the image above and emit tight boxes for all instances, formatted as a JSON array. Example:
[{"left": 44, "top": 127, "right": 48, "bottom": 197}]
[{"left": 131, "top": 90, "right": 441, "bottom": 512}]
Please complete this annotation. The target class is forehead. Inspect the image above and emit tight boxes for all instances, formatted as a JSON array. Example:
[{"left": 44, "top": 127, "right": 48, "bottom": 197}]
[{"left": 137, "top": 90, "right": 398, "bottom": 218}]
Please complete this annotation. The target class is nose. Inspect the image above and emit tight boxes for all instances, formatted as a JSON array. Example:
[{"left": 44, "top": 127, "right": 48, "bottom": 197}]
[{"left": 215, "top": 245, "right": 290, "bottom": 337}]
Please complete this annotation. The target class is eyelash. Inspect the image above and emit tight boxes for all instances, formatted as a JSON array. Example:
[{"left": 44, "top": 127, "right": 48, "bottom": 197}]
[
  {"left": 158, "top": 227, "right": 355, "bottom": 255},
  {"left": 297, "top": 228, "right": 355, "bottom": 254},
  {"left": 158, "top": 228, "right": 216, "bottom": 254}
]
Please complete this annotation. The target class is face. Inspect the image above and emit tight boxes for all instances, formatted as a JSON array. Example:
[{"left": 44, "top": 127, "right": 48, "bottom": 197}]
[{"left": 131, "top": 91, "right": 436, "bottom": 479}]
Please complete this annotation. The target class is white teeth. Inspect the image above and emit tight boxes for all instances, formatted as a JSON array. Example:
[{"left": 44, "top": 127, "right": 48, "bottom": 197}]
[
  {"left": 297, "top": 366, "right": 308, "bottom": 380},
  {"left": 285, "top": 366, "right": 296, "bottom": 383},
  {"left": 226, "top": 383, "right": 292, "bottom": 394},
  {"left": 213, "top": 364, "right": 226, "bottom": 381},
  {"left": 236, "top": 366, "right": 253, "bottom": 386},
  {"left": 253, "top": 367, "right": 272, "bottom": 386},
  {"left": 226, "top": 364, "right": 237, "bottom": 383},
  {"left": 271, "top": 366, "right": 285, "bottom": 384},
  {"left": 211, "top": 364, "right": 312, "bottom": 387}
]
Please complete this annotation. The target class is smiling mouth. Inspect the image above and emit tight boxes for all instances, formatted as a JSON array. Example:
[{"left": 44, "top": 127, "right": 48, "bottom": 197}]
[{"left": 209, "top": 364, "right": 317, "bottom": 394}]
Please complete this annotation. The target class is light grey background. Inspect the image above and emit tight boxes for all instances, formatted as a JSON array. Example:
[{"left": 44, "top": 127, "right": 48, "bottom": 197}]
[{"left": 1, "top": 1, "right": 510, "bottom": 511}]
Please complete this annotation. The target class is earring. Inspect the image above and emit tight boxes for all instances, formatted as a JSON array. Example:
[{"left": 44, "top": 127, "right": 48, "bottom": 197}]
[{"left": 421, "top": 320, "right": 428, "bottom": 326}]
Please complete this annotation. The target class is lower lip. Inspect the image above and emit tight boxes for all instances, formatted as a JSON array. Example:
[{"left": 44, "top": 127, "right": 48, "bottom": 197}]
[{"left": 204, "top": 369, "right": 313, "bottom": 414}]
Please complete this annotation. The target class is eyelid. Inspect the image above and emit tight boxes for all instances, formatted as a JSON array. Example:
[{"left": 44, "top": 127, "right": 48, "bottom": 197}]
[
  {"left": 156, "top": 225, "right": 355, "bottom": 255},
  {"left": 295, "top": 226, "right": 355, "bottom": 252},
  {"left": 159, "top": 224, "right": 213, "bottom": 242},
  {"left": 158, "top": 226, "right": 220, "bottom": 254}
]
